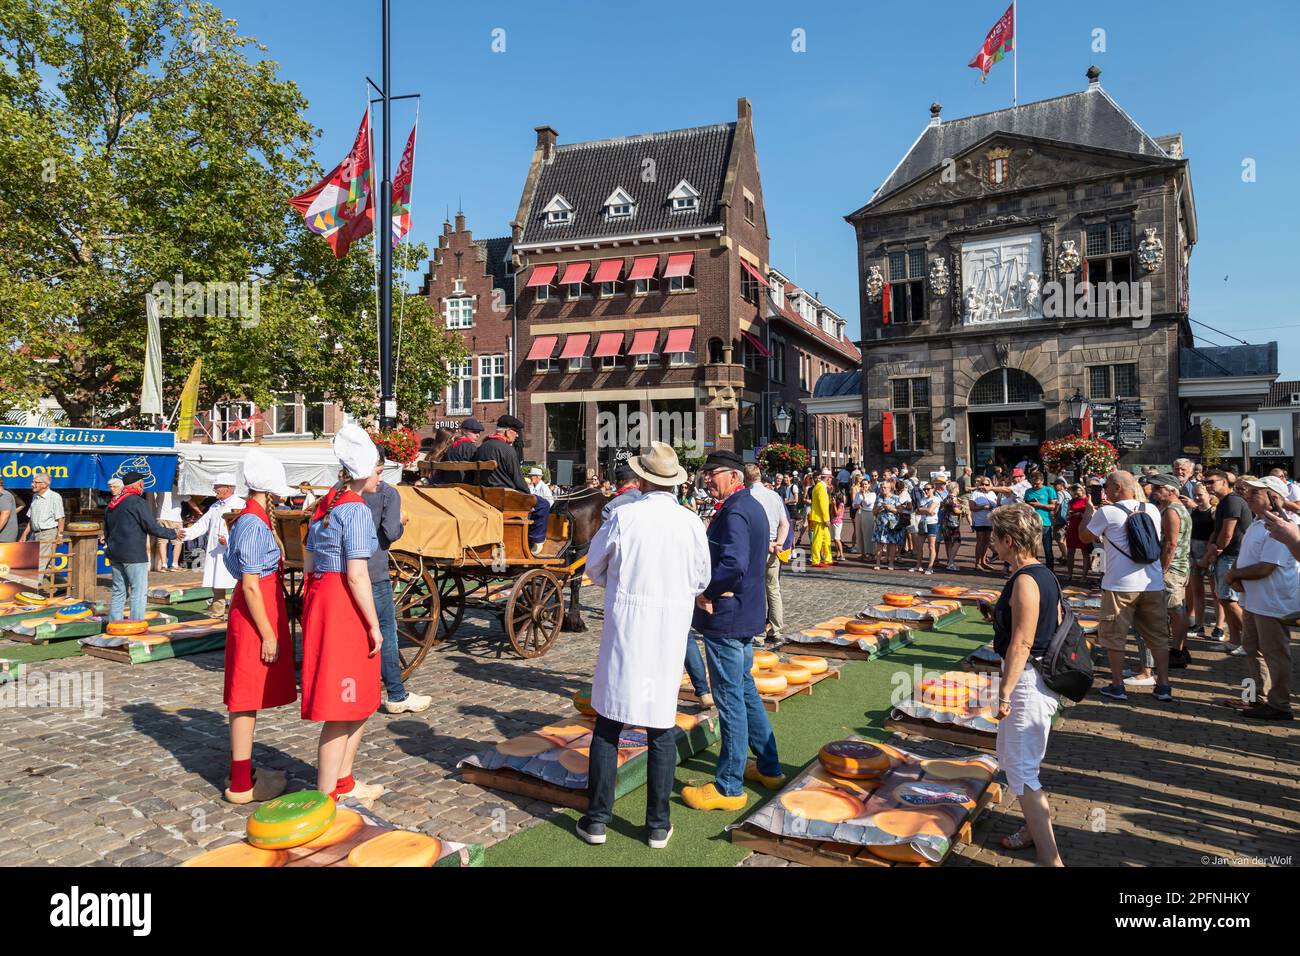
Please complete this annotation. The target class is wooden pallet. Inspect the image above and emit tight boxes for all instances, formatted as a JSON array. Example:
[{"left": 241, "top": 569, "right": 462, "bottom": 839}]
[
  {"left": 730, "top": 781, "right": 1002, "bottom": 867},
  {"left": 776, "top": 628, "right": 914, "bottom": 661},
  {"left": 78, "top": 617, "right": 226, "bottom": 664},
  {"left": 6, "top": 609, "right": 171, "bottom": 645},
  {"left": 860, "top": 606, "right": 967, "bottom": 632},
  {"left": 679, "top": 665, "right": 842, "bottom": 713},
  {"left": 883, "top": 710, "right": 997, "bottom": 751}
]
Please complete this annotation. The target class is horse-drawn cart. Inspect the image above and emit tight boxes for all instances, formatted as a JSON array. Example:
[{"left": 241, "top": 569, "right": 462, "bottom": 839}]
[{"left": 271, "top": 471, "right": 602, "bottom": 679}]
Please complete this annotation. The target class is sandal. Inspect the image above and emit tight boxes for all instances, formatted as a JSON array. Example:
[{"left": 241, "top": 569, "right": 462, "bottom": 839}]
[{"left": 1000, "top": 827, "right": 1035, "bottom": 851}]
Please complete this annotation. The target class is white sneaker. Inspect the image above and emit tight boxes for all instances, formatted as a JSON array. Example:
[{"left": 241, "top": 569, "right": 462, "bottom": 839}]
[
  {"left": 1123, "top": 675, "right": 1156, "bottom": 687},
  {"left": 531, "top": 542, "right": 544, "bottom": 557},
  {"left": 383, "top": 692, "right": 432, "bottom": 714},
  {"left": 1230, "top": 645, "right": 1248, "bottom": 656}
]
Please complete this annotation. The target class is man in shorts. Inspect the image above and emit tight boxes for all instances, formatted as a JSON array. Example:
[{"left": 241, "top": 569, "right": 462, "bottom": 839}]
[{"left": 1200, "top": 469, "right": 1251, "bottom": 654}]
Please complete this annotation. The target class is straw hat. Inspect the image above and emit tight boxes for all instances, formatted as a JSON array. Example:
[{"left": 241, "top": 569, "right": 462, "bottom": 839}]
[{"left": 628, "top": 441, "right": 688, "bottom": 487}]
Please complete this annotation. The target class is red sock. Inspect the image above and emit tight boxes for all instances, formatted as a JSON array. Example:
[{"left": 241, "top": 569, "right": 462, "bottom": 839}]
[
  {"left": 330, "top": 774, "right": 355, "bottom": 799},
  {"left": 231, "top": 759, "right": 252, "bottom": 793}
]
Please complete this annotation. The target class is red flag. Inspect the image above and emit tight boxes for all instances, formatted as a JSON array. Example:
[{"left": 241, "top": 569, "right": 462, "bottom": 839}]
[
  {"left": 290, "top": 112, "right": 375, "bottom": 257},
  {"left": 1081, "top": 405, "right": 1093, "bottom": 439},
  {"left": 968, "top": 4, "right": 1015, "bottom": 82},
  {"left": 1081, "top": 242, "right": 1091, "bottom": 308},
  {"left": 881, "top": 280, "right": 892, "bottom": 326},
  {"left": 391, "top": 124, "right": 417, "bottom": 248},
  {"left": 882, "top": 412, "right": 895, "bottom": 454}
]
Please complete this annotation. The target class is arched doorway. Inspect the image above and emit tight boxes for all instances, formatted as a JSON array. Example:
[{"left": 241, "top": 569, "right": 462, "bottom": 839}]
[{"left": 966, "top": 368, "right": 1046, "bottom": 472}]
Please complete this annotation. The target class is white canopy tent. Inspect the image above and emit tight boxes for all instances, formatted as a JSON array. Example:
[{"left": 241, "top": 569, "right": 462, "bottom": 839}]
[{"left": 175, "top": 442, "right": 401, "bottom": 496}]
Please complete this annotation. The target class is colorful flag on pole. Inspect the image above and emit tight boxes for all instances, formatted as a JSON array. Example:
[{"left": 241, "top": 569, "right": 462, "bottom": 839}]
[
  {"left": 1081, "top": 404, "right": 1094, "bottom": 439},
  {"left": 289, "top": 112, "right": 375, "bottom": 257},
  {"left": 881, "top": 280, "right": 892, "bottom": 326},
  {"left": 968, "top": 4, "right": 1015, "bottom": 82},
  {"left": 391, "top": 124, "right": 417, "bottom": 248},
  {"left": 176, "top": 357, "right": 202, "bottom": 442},
  {"left": 141, "top": 294, "right": 164, "bottom": 417}
]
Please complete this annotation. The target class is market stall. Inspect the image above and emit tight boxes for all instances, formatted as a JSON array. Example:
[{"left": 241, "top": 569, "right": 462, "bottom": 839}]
[{"left": 174, "top": 442, "right": 401, "bottom": 496}]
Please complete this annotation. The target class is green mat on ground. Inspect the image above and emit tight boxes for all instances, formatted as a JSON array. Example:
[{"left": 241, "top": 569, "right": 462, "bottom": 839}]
[
  {"left": 0, "top": 639, "right": 86, "bottom": 665},
  {"left": 485, "top": 608, "right": 993, "bottom": 867}
]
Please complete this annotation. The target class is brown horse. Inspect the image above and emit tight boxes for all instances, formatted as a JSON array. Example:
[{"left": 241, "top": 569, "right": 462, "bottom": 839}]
[{"left": 551, "top": 487, "right": 608, "bottom": 632}]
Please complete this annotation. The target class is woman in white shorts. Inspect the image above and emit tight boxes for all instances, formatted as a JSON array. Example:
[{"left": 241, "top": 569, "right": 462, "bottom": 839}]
[{"left": 987, "top": 503, "right": 1063, "bottom": 866}]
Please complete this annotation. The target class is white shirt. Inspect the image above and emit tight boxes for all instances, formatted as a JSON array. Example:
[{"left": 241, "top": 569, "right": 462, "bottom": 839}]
[
  {"left": 1236, "top": 521, "right": 1300, "bottom": 619},
  {"left": 1000, "top": 479, "right": 1030, "bottom": 506},
  {"left": 749, "top": 484, "right": 786, "bottom": 542},
  {"left": 1287, "top": 481, "right": 1300, "bottom": 504},
  {"left": 1086, "top": 500, "right": 1164, "bottom": 593},
  {"left": 528, "top": 479, "right": 553, "bottom": 502},
  {"left": 969, "top": 491, "right": 998, "bottom": 528},
  {"left": 854, "top": 490, "right": 877, "bottom": 511},
  {"left": 586, "top": 491, "right": 711, "bottom": 728},
  {"left": 154, "top": 491, "right": 182, "bottom": 523},
  {"left": 917, "top": 495, "right": 939, "bottom": 521},
  {"left": 27, "top": 488, "right": 64, "bottom": 532},
  {"left": 186, "top": 495, "right": 246, "bottom": 589}
]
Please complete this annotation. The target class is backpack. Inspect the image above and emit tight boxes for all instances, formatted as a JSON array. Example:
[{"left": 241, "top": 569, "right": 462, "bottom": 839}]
[
  {"left": 1031, "top": 598, "right": 1094, "bottom": 702},
  {"left": 1109, "top": 502, "right": 1161, "bottom": 564}
]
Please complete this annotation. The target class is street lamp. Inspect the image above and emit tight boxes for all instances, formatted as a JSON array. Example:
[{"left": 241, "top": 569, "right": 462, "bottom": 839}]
[
  {"left": 773, "top": 404, "right": 792, "bottom": 438},
  {"left": 1068, "top": 388, "right": 1089, "bottom": 426}
]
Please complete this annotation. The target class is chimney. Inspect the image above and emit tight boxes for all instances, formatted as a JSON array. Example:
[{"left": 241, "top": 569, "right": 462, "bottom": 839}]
[
  {"left": 535, "top": 125, "right": 557, "bottom": 161},
  {"left": 929, "top": 102, "right": 942, "bottom": 128},
  {"left": 455, "top": 211, "right": 466, "bottom": 232},
  {"left": 1086, "top": 65, "right": 1101, "bottom": 89},
  {"left": 737, "top": 97, "right": 752, "bottom": 122}
]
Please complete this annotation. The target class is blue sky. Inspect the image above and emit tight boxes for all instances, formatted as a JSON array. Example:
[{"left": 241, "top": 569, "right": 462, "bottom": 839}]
[{"left": 218, "top": 0, "right": 1300, "bottom": 375}]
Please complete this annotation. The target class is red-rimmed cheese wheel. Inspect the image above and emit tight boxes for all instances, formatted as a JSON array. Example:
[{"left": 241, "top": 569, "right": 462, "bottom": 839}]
[
  {"left": 752, "top": 669, "right": 788, "bottom": 695},
  {"left": 882, "top": 592, "right": 916, "bottom": 607},
  {"left": 774, "top": 661, "right": 812, "bottom": 684},
  {"left": 105, "top": 619, "right": 149, "bottom": 636},
  {"left": 247, "top": 790, "right": 336, "bottom": 849},
  {"left": 347, "top": 831, "right": 444, "bottom": 868},
  {"left": 788, "top": 654, "right": 828, "bottom": 675},
  {"left": 818, "top": 740, "right": 892, "bottom": 780}
]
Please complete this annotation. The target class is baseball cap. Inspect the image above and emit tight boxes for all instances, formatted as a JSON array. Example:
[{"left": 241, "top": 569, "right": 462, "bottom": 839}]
[{"left": 1241, "top": 475, "right": 1290, "bottom": 498}]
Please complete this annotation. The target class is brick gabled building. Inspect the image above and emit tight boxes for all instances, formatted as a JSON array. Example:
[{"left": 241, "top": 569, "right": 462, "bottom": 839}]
[
  {"left": 417, "top": 212, "right": 515, "bottom": 436},
  {"left": 509, "top": 98, "right": 778, "bottom": 482}
]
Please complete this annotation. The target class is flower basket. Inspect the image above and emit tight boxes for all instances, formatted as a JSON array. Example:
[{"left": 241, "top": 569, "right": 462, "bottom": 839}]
[
  {"left": 760, "top": 442, "right": 811, "bottom": 473},
  {"left": 1040, "top": 434, "right": 1118, "bottom": 477},
  {"left": 369, "top": 426, "right": 420, "bottom": 467}
]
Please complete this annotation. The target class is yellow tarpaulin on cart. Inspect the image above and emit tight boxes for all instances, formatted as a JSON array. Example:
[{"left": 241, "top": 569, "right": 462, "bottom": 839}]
[{"left": 394, "top": 486, "right": 504, "bottom": 559}]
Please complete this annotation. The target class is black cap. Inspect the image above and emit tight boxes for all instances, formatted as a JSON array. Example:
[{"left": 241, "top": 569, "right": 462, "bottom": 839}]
[
  {"left": 700, "top": 450, "right": 744, "bottom": 473},
  {"left": 496, "top": 414, "right": 524, "bottom": 432},
  {"left": 120, "top": 471, "right": 148, "bottom": 485},
  {"left": 614, "top": 464, "right": 636, "bottom": 483},
  {"left": 461, "top": 417, "right": 484, "bottom": 433}
]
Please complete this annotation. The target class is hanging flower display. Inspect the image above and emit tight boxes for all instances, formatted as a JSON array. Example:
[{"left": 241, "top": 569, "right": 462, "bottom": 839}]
[
  {"left": 369, "top": 425, "right": 420, "bottom": 466},
  {"left": 759, "top": 442, "right": 811, "bottom": 472},
  {"left": 1040, "top": 433, "right": 1118, "bottom": 477}
]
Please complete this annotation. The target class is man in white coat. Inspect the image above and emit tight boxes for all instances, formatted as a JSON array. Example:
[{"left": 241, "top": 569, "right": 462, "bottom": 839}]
[
  {"left": 577, "top": 442, "right": 710, "bottom": 850},
  {"left": 182, "top": 472, "right": 245, "bottom": 617}
]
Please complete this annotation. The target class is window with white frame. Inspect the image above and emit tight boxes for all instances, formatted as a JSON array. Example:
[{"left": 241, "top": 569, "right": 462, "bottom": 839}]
[
  {"left": 719, "top": 410, "right": 731, "bottom": 436},
  {"left": 565, "top": 280, "right": 587, "bottom": 301},
  {"left": 1260, "top": 428, "right": 1283, "bottom": 451},
  {"left": 568, "top": 355, "right": 591, "bottom": 373},
  {"left": 634, "top": 352, "right": 656, "bottom": 369},
  {"left": 598, "top": 280, "right": 619, "bottom": 298},
  {"left": 603, "top": 187, "right": 636, "bottom": 220},
  {"left": 453, "top": 278, "right": 466, "bottom": 293},
  {"left": 668, "top": 179, "right": 699, "bottom": 212},
  {"left": 669, "top": 269, "right": 694, "bottom": 293},
  {"left": 445, "top": 297, "right": 474, "bottom": 328},
  {"left": 600, "top": 354, "right": 624, "bottom": 371},
  {"left": 271, "top": 393, "right": 300, "bottom": 435},
  {"left": 535, "top": 358, "right": 557, "bottom": 374},
  {"left": 633, "top": 276, "right": 656, "bottom": 296},
  {"left": 447, "top": 359, "right": 473, "bottom": 414},
  {"left": 668, "top": 349, "right": 694, "bottom": 367},
  {"left": 543, "top": 194, "right": 572, "bottom": 225},
  {"left": 213, "top": 402, "right": 256, "bottom": 443},
  {"left": 478, "top": 354, "right": 505, "bottom": 402},
  {"left": 303, "top": 394, "right": 327, "bottom": 435}
]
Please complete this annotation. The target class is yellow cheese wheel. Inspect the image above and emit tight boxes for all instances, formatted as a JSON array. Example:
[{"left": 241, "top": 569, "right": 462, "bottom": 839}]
[
  {"left": 845, "top": 618, "right": 884, "bottom": 636},
  {"left": 752, "top": 649, "right": 779, "bottom": 669},
  {"left": 788, "top": 655, "right": 828, "bottom": 675},
  {"left": 105, "top": 619, "right": 149, "bottom": 636},
  {"left": 818, "top": 740, "right": 892, "bottom": 780},
  {"left": 919, "top": 758, "right": 994, "bottom": 784},
  {"left": 752, "top": 669, "right": 788, "bottom": 695},
  {"left": 779, "top": 788, "right": 865, "bottom": 823},
  {"left": 14, "top": 591, "right": 48, "bottom": 606},
  {"left": 247, "top": 790, "right": 336, "bottom": 849},
  {"left": 347, "top": 831, "right": 444, "bottom": 868},
  {"left": 64, "top": 521, "right": 101, "bottom": 533},
  {"left": 774, "top": 662, "right": 812, "bottom": 684},
  {"left": 298, "top": 807, "right": 365, "bottom": 850},
  {"left": 919, "top": 678, "right": 977, "bottom": 709},
  {"left": 180, "top": 841, "right": 289, "bottom": 867},
  {"left": 931, "top": 585, "right": 967, "bottom": 597},
  {"left": 496, "top": 734, "right": 552, "bottom": 758},
  {"left": 882, "top": 592, "right": 916, "bottom": 607},
  {"left": 53, "top": 604, "right": 94, "bottom": 622}
]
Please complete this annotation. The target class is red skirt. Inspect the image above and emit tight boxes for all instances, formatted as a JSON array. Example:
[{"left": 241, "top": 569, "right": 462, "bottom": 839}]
[
  {"left": 300, "top": 571, "right": 380, "bottom": 722},
  {"left": 224, "top": 572, "right": 297, "bottom": 712}
]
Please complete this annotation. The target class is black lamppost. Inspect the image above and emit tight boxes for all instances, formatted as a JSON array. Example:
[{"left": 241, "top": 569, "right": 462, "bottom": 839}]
[
  {"left": 1067, "top": 388, "right": 1091, "bottom": 481},
  {"left": 773, "top": 403, "right": 792, "bottom": 439}
]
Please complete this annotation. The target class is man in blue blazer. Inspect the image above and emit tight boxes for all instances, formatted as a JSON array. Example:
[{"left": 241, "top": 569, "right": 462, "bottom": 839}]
[{"left": 683, "top": 450, "right": 784, "bottom": 811}]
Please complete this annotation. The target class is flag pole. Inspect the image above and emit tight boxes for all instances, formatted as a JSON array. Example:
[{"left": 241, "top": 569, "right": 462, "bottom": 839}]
[
  {"left": 1012, "top": 0, "right": 1018, "bottom": 106},
  {"left": 378, "top": 0, "right": 395, "bottom": 429}
]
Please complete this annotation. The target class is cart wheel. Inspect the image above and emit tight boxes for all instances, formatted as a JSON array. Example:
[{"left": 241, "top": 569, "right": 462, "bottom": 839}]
[
  {"left": 389, "top": 555, "right": 463, "bottom": 679},
  {"left": 505, "top": 568, "right": 564, "bottom": 658},
  {"left": 283, "top": 568, "right": 305, "bottom": 629}
]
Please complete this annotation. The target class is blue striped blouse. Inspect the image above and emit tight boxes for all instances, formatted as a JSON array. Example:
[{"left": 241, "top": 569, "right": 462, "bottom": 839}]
[
  {"left": 305, "top": 500, "right": 378, "bottom": 572},
  {"left": 223, "top": 513, "right": 281, "bottom": 578}
]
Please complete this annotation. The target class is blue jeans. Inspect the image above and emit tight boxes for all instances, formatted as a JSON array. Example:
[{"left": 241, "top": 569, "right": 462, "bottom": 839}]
[
  {"left": 585, "top": 714, "right": 676, "bottom": 831},
  {"left": 702, "top": 634, "right": 780, "bottom": 796},
  {"left": 1041, "top": 528, "right": 1055, "bottom": 571},
  {"left": 372, "top": 579, "right": 406, "bottom": 702},
  {"left": 684, "top": 634, "right": 710, "bottom": 697},
  {"left": 529, "top": 498, "right": 552, "bottom": 546},
  {"left": 110, "top": 561, "right": 150, "bottom": 622}
]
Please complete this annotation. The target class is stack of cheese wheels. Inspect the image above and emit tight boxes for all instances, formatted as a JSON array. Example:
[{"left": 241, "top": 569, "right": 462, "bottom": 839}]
[
  {"left": 787, "top": 654, "right": 828, "bottom": 675},
  {"left": 14, "top": 591, "right": 48, "bottom": 606},
  {"left": 347, "top": 830, "right": 444, "bottom": 867},
  {"left": 918, "top": 675, "right": 977, "bottom": 710},
  {"left": 247, "top": 791, "right": 337, "bottom": 850},
  {"left": 105, "top": 619, "right": 150, "bottom": 636},
  {"left": 752, "top": 669, "right": 788, "bottom": 695},
  {"left": 180, "top": 842, "right": 289, "bottom": 867},
  {"left": 882, "top": 592, "right": 916, "bottom": 607},
  {"left": 774, "top": 661, "right": 812, "bottom": 685},
  {"left": 818, "top": 739, "right": 892, "bottom": 780},
  {"left": 752, "top": 649, "right": 779, "bottom": 671},
  {"left": 931, "top": 585, "right": 966, "bottom": 598},
  {"left": 845, "top": 618, "right": 884, "bottom": 636},
  {"left": 53, "top": 603, "right": 94, "bottom": 623},
  {"left": 571, "top": 686, "right": 596, "bottom": 716}
]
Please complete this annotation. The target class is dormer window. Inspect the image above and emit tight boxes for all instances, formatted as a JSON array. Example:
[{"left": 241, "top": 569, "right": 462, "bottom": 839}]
[
  {"left": 668, "top": 179, "right": 700, "bottom": 212},
  {"left": 543, "top": 194, "right": 573, "bottom": 225},
  {"left": 603, "top": 187, "right": 636, "bottom": 220}
]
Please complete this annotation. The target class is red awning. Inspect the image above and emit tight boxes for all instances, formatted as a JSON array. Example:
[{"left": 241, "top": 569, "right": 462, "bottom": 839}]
[
  {"left": 559, "top": 262, "right": 590, "bottom": 286},
  {"left": 559, "top": 333, "right": 591, "bottom": 360},
  {"left": 627, "top": 330, "right": 658, "bottom": 355},
  {"left": 741, "top": 259, "right": 770, "bottom": 287},
  {"left": 592, "top": 259, "right": 623, "bottom": 283},
  {"left": 664, "top": 327, "right": 694, "bottom": 353},
  {"left": 628, "top": 256, "right": 658, "bottom": 281},
  {"left": 741, "top": 330, "right": 772, "bottom": 358},
  {"left": 526, "top": 336, "right": 558, "bottom": 361},
  {"left": 525, "top": 264, "right": 558, "bottom": 288},
  {"left": 593, "top": 332, "right": 624, "bottom": 358},
  {"left": 663, "top": 253, "right": 694, "bottom": 279}
]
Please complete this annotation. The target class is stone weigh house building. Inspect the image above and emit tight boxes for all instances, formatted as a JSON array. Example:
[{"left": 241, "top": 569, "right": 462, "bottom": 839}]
[{"left": 847, "top": 67, "right": 1200, "bottom": 475}]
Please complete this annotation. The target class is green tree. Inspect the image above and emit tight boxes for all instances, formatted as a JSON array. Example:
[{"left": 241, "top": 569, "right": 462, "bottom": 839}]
[
  {"left": 0, "top": 0, "right": 460, "bottom": 427},
  {"left": 1201, "top": 418, "right": 1226, "bottom": 468}
]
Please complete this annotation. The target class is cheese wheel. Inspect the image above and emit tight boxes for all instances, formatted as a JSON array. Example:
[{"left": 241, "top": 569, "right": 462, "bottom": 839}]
[
  {"left": 882, "top": 592, "right": 916, "bottom": 607},
  {"left": 788, "top": 655, "right": 828, "bottom": 675},
  {"left": 298, "top": 807, "right": 365, "bottom": 850},
  {"left": 864, "top": 807, "right": 951, "bottom": 865},
  {"left": 105, "top": 619, "right": 149, "bottom": 636},
  {"left": 919, "top": 677, "right": 979, "bottom": 709},
  {"left": 779, "top": 788, "right": 865, "bottom": 824},
  {"left": 180, "top": 842, "right": 289, "bottom": 867},
  {"left": 495, "top": 735, "right": 553, "bottom": 758},
  {"left": 752, "top": 649, "right": 779, "bottom": 669},
  {"left": 774, "top": 662, "right": 811, "bottom": 684},
  {"left": 818, "top": 740, "right": 892, "bottom": 780},
  {"left": 558, "top": 747, "right": 590, "bottom": 775},
  {"left": 348, "top": 830, "right": 444, "bottom": 868},
  {"left": 247, "top": 790, "right": 337, "bottom": 849},
  {"left": 919, "top": 758, "right": 994, "bottom": 784},
  {"left": 14, "top": 591, "right": 48, "bottom": 606},
  {"left": 844, "top": 618, "right": 885, "bottom": 636},
  {"left": 752, "top": 669, "right": 788, "bottom": 695},
  {"left": 931, "top": 585, "right": 967, "bottom": 597},
  {"left": 64, "top": 521, "right": 101, "bottom": 532},
  {"left": 572, "top": 686, "right": 596, "bottom": 716},
  {"left": 53, "top": 603, "right": 94, "bottom": 622}
]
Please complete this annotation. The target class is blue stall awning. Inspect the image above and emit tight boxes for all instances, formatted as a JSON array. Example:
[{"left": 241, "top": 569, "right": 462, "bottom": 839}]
[{"left": 0, "top": 426, "right": 178, "bottom": 490}]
